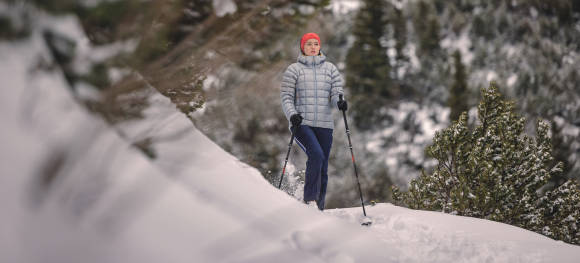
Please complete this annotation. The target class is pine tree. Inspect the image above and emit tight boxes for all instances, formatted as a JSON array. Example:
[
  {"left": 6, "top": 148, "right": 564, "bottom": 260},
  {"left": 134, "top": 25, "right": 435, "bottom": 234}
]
[
  {"left": 392, "top": 7, "right": 407, "bottom": 64},
  {"left": 345, "top": 0, "right": 392, "bottom": 130},
  {"left": 413, "top": 1, "right": 440, "bottom": 55},
  {"left": 393, "top": 82, "right": 580, "bottom": 245},
  {"left": 535, "top": 180, "right": 580, "bottom": 244},
  {"left": 448, "top": 50, "right": 469, "bottom": 121}
]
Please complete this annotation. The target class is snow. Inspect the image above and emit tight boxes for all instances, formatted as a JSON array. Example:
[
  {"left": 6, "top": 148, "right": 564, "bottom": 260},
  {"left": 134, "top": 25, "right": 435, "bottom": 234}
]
[
  {"left": 530, "top": 7, "right": 539, "bottom": 19},
  {"left": 328, "top": 0, "right": 361, "bottom": 15},
  {"left": 365, "top": 102, "right": 448, "bottom": 186},
  {"left": 298, "top": 5, "right": 316, "bottom": 15},
  {"left": 441, "top": 31, "right": 474, "bottom": 65},
  {"left": 327, "top": 204, "right": 578, "bottom": 262},
  {"left": 2, "top": 7, "right": 580, "bottom": 263},
  {"left": 507, "top": 73, "right": 518, "bottom": 87},
  {"left": 554, "top": 116, "right": 580, "bottom": 138},
  {"left": 213, "top": 0, "right": 237, "bottom": 17},
  {"left": 74, "top": 81, "right": 102, "bottom": 101},
  {"left": 203, "top": 73, "right": 221, "bottom": 91},
  {"left": 486, "top": 70, "right": 499, "bottom": 82},
  {"left": 406, "top": 43, "right": 421, "bottom": 71},
  {"left": 108, "top": 67, "right": 131, "bottom": 84},
  {"left": 389, "top": 0, "right": 408, "bottom": 10}
]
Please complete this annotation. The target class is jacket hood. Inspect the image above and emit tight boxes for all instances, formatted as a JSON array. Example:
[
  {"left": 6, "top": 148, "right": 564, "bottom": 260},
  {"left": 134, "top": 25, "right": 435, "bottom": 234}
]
[{"left": 297, "top": 52, "right": 326, "bottom": 66}]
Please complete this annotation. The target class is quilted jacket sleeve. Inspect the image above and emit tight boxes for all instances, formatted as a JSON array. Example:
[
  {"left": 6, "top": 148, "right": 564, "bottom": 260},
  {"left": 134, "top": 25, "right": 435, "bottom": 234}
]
[
  {"left": 280, "top": 64, "right": 299, "bottom": 120},
  {"left": 329, "top": 63, "right": 345, "bottom": 107}
]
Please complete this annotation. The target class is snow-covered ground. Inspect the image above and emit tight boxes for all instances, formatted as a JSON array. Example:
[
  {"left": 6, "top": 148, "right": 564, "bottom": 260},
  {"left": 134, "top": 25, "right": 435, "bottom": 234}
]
[{"left": 2, "top": 10, "right": 580, "bottom": 263}]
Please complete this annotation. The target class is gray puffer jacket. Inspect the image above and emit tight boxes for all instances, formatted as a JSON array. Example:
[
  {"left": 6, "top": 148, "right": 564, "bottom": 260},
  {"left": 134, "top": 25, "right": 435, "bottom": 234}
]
[{"left": 280, "top": 52, "right": 344, "bottom": 130}]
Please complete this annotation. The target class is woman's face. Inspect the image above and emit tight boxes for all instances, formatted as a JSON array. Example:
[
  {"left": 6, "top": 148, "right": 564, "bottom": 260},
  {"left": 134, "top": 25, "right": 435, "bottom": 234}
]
[{"left": 303, "top": 39, "right": 320, "bottom": 56}]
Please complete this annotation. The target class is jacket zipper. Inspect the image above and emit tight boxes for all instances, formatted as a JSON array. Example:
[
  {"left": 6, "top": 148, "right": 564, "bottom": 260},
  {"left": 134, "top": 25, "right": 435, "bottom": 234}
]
[{"left": 313, "top": 56, "right": 318, "bottom": 125}]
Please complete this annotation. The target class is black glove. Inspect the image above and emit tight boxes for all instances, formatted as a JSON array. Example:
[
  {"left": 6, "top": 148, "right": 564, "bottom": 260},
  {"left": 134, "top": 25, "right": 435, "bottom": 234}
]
[
  {"left": 290, "top": 114, "right": 303, "bottom": 127},
  {"left": 337, "top": 100, "right": 348, "bottom": 111}
]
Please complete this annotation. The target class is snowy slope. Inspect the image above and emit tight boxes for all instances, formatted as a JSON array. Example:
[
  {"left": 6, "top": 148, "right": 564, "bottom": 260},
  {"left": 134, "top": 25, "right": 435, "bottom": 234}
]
[
  {"left": 2, "top": 10, "right": 580, "bottom": 263},
  {"left": 329, "top": 204, "right": 580, "bottom": 262},
  {"left": 113, "top": 86, "right": 580, "bottom": 263},
  {"left": 112, "top": 89, "right": 397, "bottom": 263}
]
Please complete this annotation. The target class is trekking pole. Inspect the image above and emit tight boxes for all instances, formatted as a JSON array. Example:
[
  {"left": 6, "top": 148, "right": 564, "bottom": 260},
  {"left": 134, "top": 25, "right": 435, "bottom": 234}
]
[
  {"left": 339, "top": 95, "right": 369, "bottom": 221},
  {"left": 278, "top": 126, "right": 297, "bottom": 189}
]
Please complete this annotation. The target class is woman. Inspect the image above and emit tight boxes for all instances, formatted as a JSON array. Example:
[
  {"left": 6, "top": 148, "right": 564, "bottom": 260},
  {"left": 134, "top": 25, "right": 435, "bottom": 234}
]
[{"left": 280, "top": 32, "right": 348, "bottom": 211}]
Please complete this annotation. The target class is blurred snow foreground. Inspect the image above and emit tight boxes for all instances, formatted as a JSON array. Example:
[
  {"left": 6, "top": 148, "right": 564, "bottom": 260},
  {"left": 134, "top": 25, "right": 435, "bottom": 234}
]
[{"left": 1, "top": 18, "right": 580, "bottom": 263}]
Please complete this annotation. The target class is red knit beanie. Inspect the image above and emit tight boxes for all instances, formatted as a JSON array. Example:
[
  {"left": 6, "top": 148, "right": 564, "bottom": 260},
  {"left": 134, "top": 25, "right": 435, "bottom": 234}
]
[{"left": 300, "top": 32, "right": 321, "bottom": 52}]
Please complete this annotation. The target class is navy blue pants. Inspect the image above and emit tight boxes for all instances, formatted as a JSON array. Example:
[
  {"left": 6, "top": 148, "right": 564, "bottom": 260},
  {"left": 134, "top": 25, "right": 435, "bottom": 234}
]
[{"left": 294, "top": 125, "right": 333, "bottom": 210}]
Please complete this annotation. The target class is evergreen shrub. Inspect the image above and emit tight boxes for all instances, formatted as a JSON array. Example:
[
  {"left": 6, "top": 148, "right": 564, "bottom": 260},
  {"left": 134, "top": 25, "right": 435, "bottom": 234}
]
[{"left": 393, "top": 82, "right": 580, "bottom": 245}]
